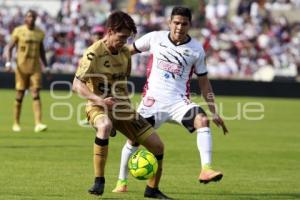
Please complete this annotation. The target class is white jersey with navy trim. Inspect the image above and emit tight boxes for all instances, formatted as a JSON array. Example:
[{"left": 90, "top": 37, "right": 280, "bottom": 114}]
[{"left": 134, "top": 30, "right": 207, "bottom": 102}]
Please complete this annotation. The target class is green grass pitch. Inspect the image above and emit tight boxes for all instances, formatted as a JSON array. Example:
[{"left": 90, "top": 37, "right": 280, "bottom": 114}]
[{"left": 0, "top": 89, "right": 299, "bottom": 200}]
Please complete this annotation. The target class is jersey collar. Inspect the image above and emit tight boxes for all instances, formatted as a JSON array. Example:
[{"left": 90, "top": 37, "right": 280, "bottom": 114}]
[{"left": 168, "top": 32, "right": 191, "bottom": 46}]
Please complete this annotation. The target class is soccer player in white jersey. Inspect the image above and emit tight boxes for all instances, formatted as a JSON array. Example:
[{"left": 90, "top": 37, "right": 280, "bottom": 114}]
[{"left": 113, "top": 6, "right": 228, "bottom": 193}]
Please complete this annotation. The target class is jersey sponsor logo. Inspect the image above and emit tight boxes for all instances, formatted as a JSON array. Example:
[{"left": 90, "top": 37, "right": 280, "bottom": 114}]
[
  {"left": 103, "top": 60, "right": 123, "bottom": 68},
  {"left": 157, "top": 59, "right": 183, "bottom": 76}
]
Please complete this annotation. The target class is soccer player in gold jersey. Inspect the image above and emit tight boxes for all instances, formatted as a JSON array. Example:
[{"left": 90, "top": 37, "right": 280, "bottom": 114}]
[
  {"left": 5, "top": 10, "right": 48, "bottom": 133},
  {"left": 72, "top": 11, "right": 172, "bottom": 199}
]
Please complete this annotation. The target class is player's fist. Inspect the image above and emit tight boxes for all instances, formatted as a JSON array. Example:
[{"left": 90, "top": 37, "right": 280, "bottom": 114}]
[
  {"left": 43, "top": 66, "right": 51, "bottom": 73},
  {"left": 212, "top": 114, "right": 228, "bottom": 135},
  {"left": 5, "top": 62, "right": 12, "bottom": 72},
  {"left": 104, "top": 97, "right": 117, "bottom": 110}
]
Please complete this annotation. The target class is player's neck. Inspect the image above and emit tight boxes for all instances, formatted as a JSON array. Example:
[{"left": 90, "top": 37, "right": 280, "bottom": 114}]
[
  {"left": 103, "top": 38, "right": 118, "bottom": 54},
  {"left": 26, "top": 24, "right": 35, "bottom": 30},
  {"left": 170, "top": 34, "right": 189, "bottom": 45}
]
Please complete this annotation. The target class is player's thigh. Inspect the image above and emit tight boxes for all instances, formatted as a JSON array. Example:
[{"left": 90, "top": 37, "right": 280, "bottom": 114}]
[
  {"left": 15, "top": 68, "right": 30, "bottom": 90},
  {"left": 86, "top": 105, "right": 109, "bottom": 127},
  {"left": 137, "top": 98, "right": 169, "bottom": 129},
  {"left": 115, "top": 113, "right": 153, "bottom": 144},
  {"left": 140, "top": 131, "right": 164, "bottom": 155},
  {"left": 30, "top": 71, "right": 42, "bottom": 89}
]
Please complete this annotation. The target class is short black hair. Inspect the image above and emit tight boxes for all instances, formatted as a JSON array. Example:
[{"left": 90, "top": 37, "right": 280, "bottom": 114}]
[
  {"left": 171, "top": 6, "right": 192, "bottom": 22},
  {"left": 106, "top": 11, "right": 137, "bottom": 34}
]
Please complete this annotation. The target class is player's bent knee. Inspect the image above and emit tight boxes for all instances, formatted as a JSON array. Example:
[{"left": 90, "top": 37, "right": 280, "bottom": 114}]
[
  {"left": 142, "top": 133, "right": 164, "bottom": 155},
  {"left": 156, "top": 142, "right": 164, "bottom": 155},
  {"left": 201, "top": 117, "right": 209, "bottom": 127},
  {"left": 194, "top": 114, "right": 210, "bottom": 128},
  {"left": 151, "top": 140, "right": 164, "bottom": 155},
  {"left": 94, "top": 117, "right": 112, "bottom": 138},
  {"left": 31, "top": 89, "right": 40, "bottom": 97},
  {"left": 32, "top": 95, "right": 40, "bottom": 101},
  {"left": 127, "top": 139, "right": 139, "bottom": 146},
  {"left": 16, "top": 90, "right": 25, "bottom": 98}
]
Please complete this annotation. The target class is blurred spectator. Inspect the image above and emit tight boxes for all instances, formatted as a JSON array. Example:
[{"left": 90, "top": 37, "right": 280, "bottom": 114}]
[
  {"left": 0, "top": 0, "right": 299, "bottom": 80},
  {"left": 90, "top": 25, "right": 106, "bottom": 44},
  {"left": 0, "top": 31, "right": 6, "bottom": 67}
]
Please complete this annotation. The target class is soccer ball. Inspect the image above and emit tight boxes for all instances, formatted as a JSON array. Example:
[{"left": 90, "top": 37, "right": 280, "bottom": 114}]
[{"left": 128, "top": 149, "right": 158, "bottom": 180}]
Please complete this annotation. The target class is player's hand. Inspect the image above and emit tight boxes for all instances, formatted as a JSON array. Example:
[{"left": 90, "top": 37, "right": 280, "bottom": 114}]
[
  {"left": 43, "top": 66, "right": 51, "bottom": 73},
  {"left": 103, "top": 97, "right": 117, "bottom": 110},
  {"left": 5, "top": 62, "right": 12, "bottom": 72},
  {"left": 212, "top": 114, "right": 228, "bottom": 135},
  {"left": 90, "top": 97, "right": 117, "bottom": 110}
]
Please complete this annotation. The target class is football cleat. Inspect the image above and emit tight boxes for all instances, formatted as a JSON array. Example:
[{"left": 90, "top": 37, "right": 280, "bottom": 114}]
[
  {"left": 144, "top": 185, "right": 173, "bottom": 199},
  {"left": 199, "top": 168, "right": 223, "bottom": 184},
  {"left": 112, "top": 179, "right": 128, "bottom": 193},
  {"left": 12, "top": 124, "right": 21, "bottom": 132},
  {"left": 88, "top": 178, "right": 105, "bottom": 196},
  {"left": 79, "top": 118, "right": 89, "bottom": 126},
  {"left": 34, "top": 123, "right": 47, "bottom": 133}
]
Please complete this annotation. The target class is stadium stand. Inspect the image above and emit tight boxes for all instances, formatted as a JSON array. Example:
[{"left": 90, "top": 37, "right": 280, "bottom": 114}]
[{"left": 0, "top": 0, "right": 299, "bottom": 81}]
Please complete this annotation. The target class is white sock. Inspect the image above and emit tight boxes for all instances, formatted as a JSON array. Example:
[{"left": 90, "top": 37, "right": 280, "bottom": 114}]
[
  {"left": 197, "top": 127, "right": 212, "bottom": 168},
  {"left": 118, "top": 141, "right": 139, "bottom": 180}
]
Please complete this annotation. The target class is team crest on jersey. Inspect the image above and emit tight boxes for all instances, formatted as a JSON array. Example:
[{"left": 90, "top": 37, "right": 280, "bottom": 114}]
[{"left": 157, "top": 59, "right": 183, "bottom": 76}]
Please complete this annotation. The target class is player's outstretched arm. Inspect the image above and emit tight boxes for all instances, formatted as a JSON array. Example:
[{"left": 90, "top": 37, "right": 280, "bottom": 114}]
[
  {"left": 5, "top": 40, "right": 17, "bottom": 71},
  {"left": 198, "top": 75, "right": 228, "bottom": 135}
]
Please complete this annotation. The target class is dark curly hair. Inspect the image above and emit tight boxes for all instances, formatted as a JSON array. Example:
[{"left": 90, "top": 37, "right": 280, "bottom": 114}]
[
  {"left": 26, "top": 9, "right": 37, "bottom": 18},
  {"left": 106, "top": 11, "right": 137, "bottom": 35}
]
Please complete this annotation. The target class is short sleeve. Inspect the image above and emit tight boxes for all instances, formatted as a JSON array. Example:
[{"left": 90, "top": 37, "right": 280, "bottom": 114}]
[
  {"left": 194, "top": 50, "right": 208, "bottom": 76},
  {"left": 11, "top": 27, "right": 19, "bottom": 43},
  {"left": 133, "top": 31, "right": 156, "bottom": 53},
  {"left": 75, "top": 50, "right": 96, "bottom": 81}
]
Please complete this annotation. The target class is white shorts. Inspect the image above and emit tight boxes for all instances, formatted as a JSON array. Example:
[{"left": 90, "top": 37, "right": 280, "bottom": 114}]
[{"left": 137, "top": 96, "right": 206, "bottom": 132}]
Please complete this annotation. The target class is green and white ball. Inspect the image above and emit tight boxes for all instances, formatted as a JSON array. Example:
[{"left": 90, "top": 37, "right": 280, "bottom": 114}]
[{"left": 128, "top": 149, "right": 158, "bottom": 180}]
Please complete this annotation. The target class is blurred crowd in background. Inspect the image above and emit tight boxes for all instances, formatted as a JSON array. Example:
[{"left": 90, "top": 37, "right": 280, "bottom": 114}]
[{"left": 0, "top": 0, "right": 300, "bottom": 81}]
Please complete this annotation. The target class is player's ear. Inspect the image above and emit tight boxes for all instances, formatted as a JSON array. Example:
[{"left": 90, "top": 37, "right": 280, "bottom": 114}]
[
  {"left": 167, "top": 19, "right": 172, "bottom": 28},
  {"left": 106, "top": 28, "right": 113, "bottom": 36}
]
